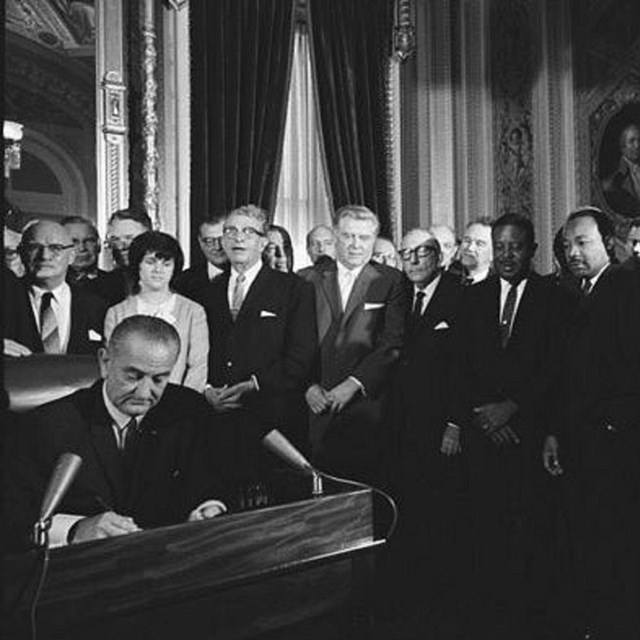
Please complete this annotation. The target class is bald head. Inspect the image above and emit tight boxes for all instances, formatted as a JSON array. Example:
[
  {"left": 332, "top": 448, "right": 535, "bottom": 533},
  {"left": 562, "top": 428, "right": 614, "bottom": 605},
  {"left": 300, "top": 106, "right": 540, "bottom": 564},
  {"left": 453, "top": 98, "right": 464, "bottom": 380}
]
[
  {"left": 372, "top": 237, "right": 400, "bottom": 269},
  {"left": 20, "top": 220, "right": 75, "bottom": 289},
  {"left": 400, "top": 228, "right": 441, "bottom": 287},
  {"left": 429, "top": 224, "right": 458, "bottom": 268}
]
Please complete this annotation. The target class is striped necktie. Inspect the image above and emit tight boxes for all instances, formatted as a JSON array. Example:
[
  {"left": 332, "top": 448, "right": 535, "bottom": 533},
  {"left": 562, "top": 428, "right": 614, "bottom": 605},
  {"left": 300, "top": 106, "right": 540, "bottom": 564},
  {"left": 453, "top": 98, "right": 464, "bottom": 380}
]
[
  {"left": 39, "top": 291, "right": 61, "bottom": 354},
  {"left": 230, "top": 273, "right": 246, "bottom": 320}
]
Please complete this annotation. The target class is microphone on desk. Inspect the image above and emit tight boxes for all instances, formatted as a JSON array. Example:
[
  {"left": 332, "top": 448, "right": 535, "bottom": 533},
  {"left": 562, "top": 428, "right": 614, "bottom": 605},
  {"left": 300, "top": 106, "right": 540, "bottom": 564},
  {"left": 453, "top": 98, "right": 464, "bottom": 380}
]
[
  {"left": 261, "top": 430, "right": 323, "bottom": 496},
  {"left": 34, "top": 452, "right": 83, "bottom": 546}
]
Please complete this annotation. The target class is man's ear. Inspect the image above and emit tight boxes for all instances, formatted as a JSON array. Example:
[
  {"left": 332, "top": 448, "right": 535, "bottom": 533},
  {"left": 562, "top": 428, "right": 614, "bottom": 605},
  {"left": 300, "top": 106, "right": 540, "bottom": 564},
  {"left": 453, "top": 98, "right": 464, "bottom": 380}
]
[
  {"left": 97, "top": 347, "right": 109, "bottom": 378},
  {"left": 604, "top": 234, "right": 616, "bottom": 256}
]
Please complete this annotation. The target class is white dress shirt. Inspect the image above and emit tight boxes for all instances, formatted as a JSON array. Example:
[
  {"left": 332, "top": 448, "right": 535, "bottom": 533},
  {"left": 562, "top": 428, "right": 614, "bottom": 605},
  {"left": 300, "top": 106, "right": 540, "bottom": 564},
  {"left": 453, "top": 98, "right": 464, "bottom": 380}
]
[
  {"left": 207, "top": 263, "right": 224, "bottom": 281},
  {"left": 413, "top": 274, "right": 442, "bottom": 315},
  {"left": 337, "top": 262, "right": 365, "bottom": 310},
  {"left": 227, "top": 259, "right": 263, "bottom": 310},
  {"left": 499, "top": 277, "right": 528, "bottom": 336},
  {"left": 29, "top": 281, "right": 72, "bottom": 353}
]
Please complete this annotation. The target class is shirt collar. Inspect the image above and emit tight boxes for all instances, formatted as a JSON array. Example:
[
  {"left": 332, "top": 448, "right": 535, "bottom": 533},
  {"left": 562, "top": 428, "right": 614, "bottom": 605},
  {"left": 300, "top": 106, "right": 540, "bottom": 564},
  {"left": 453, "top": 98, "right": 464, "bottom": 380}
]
[
  {"left": 499, "top": 276, "right": 528, "bottom": 293},
  {"left": 207, "top": 263, "right": 224, "bottom": 280},
  {"left": 336, "top": 260, "right": 366, "bottom": 281},
  {"left": 231, "top": 259, "right": 262, "bottom": 283},
  {"left": 30, "top": 280, "right": 71, "bottom": 303},
  {"left": 102, "top": 382, "right": 142, "bottom": 429},
  {"left": 588, "top": 262, "right": 610, "bottom": 289},
  {"left": 414, "top": 272, "right": 441, "bottom": 297}
]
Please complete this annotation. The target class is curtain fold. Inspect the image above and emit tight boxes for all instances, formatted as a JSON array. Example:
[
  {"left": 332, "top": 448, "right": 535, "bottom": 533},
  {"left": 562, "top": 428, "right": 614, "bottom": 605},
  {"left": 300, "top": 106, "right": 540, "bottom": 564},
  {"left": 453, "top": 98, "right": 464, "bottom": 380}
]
[
  {"left": 190, "top": 0, "right": 295, "bottom": 246},
  {"left": 308, "top": 0, "right": 394, "bottom": 236}
]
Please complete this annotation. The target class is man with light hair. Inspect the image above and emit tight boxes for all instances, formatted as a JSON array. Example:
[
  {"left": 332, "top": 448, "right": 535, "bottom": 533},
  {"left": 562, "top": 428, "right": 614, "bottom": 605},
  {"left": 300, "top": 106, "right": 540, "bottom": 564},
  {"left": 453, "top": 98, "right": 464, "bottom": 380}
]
[
  {"left": 304, "top": 204, "right": 406, "bottom": 482},
  {"left": 459, "top": 218, "right": 493, "bottom": 284}
]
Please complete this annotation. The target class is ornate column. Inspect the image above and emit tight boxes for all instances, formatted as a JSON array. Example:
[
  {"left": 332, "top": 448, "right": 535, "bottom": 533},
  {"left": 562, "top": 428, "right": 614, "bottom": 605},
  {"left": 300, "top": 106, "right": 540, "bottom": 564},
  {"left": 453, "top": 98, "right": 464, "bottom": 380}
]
[
  {"left": 141, "top": 0, "right": 160, "bottom": 228},
  {"left": 96, "top": 0, "right": 128, "bottom": 241}
]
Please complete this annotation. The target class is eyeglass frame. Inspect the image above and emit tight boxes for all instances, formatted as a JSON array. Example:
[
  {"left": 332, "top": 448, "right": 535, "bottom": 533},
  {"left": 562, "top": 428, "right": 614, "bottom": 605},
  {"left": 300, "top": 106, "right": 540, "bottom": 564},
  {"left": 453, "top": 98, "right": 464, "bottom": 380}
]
[
  {"left": 21, "top": 242, "right": 75, "bottom": 257},
  {"left": 399, "top": 243, "right": 439, "bottom": 262},
  {"left": 199, "top": 236, "right": 224, "bottom": 248},
  {"left": 222, "top": 226, "right": 266, "bottom": 240}
]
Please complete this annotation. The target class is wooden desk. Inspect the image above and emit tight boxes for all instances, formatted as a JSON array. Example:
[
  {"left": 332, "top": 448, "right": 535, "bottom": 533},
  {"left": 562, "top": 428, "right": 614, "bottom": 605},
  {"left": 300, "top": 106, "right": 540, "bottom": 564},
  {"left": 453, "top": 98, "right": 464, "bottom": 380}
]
[{"left": 4, "top": 487, "right": 383, "bottom": 640}]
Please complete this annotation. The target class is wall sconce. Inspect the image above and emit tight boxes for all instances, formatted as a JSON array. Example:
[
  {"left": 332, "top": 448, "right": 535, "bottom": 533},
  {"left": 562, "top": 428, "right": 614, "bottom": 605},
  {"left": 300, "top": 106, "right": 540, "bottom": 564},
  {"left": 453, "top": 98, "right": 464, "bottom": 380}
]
[{"left": 4, "top": 121, "right": 24, "bottom": 179}]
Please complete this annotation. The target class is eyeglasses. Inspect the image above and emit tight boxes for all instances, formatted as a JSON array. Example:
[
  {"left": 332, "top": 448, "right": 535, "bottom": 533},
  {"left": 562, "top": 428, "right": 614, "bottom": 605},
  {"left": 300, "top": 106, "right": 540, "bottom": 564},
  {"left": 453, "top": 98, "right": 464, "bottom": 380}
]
[
  {"left": 71, "top": 238, "right": 99, "bottom": 248},
  {"left": 199, "top": 236, "right": 223, "bottom": 248},
  {"left": 399, "top": 244, "right": 438, "bottom": 261},
  {"left": 22, "top": 243, "right": 74, "bottom": 257},
  {"left": 222, "top": 226, "right": 265, "bottom": 239}
]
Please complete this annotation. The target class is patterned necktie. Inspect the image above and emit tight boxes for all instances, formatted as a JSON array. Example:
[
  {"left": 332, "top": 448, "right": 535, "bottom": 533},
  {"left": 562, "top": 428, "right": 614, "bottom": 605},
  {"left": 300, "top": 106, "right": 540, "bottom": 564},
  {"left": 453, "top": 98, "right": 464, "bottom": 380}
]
[
  {"left": 39, "top": 292, "right": 61, "bottom": 354},
  {"left": 230, "top": 273, "right": 246, "bottom": 320},
  {"left": 500, "top": 284, "right": 518, "bottom": 348}
]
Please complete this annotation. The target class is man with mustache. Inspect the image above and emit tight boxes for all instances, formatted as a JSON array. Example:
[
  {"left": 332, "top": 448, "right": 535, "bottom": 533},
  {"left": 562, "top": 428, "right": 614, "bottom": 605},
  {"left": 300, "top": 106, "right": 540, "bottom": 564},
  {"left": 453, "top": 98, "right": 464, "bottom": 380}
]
[
  {"left": 543, "top": 207, "right": 640, "bottom": 640},
  {"left": 447, "top": 213, "right": 573, "bottom": 638}
]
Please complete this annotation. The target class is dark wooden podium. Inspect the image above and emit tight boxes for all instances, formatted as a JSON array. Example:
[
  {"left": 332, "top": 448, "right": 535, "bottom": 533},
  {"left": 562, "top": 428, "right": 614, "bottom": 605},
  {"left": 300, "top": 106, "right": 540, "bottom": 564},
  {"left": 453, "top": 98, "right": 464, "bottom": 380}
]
[{"left": 4, "top": 487, "right": 383, "bottom": 640}]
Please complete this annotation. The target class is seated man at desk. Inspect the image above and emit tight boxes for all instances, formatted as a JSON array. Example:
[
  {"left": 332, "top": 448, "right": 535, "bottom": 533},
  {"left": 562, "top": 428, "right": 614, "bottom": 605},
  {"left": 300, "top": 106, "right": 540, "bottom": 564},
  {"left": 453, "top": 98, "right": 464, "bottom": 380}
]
[{"left": 5, "top": 315, "right": 231, "bottom": 550}]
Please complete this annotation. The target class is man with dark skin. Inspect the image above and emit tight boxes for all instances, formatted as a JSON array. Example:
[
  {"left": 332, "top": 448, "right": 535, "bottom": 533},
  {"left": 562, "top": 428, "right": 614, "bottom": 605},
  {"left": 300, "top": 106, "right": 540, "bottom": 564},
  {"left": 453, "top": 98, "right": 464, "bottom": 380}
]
[{"left": 448, "top": 213, "right": 572, "bottom": 638}]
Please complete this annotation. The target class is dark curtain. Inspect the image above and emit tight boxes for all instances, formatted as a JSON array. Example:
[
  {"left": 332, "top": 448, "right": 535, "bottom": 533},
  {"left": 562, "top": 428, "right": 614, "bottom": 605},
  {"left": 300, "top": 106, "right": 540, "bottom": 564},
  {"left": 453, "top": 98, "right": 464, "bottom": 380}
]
[
  {"left": 190, "top": 0, "right": 295, "bottom": 257},
  {"left": 308, "top": 0, "right": 394, "bottom": 236}
]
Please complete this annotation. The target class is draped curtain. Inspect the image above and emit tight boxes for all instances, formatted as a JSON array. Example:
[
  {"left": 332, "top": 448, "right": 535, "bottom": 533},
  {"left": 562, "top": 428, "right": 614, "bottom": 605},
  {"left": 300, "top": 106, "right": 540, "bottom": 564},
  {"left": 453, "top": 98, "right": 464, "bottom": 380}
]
[
  {"left": 308, "top": 0, "right": 394, "bottom": 237},
  {"left": 190, "top": 0, "right": 295, "bottom": 258},
  {"left": 274, "top": 28, "right": 332, "bottom": 270}
]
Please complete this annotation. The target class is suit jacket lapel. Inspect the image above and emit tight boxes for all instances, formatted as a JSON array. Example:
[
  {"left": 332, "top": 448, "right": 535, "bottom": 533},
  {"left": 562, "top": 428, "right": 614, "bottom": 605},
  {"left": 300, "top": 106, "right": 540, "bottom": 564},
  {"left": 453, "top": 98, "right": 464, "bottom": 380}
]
[
  {"left": 508, "top": 273, "right": 537, "bottom": 344},
  {"left": 212, "top": 271, "right": 233, "bottom": 324},
  {"left": 342, "top": 263, "right": 376, "bottom": 326},
  {"left": 85, "top": 388, "right": 125, "bottom": 508},
  {"left": 318, "top": 265, "right": 342, "bottom": 340},
  {"left": 237, "top": 265, "right": 269, "bottom": 321}
]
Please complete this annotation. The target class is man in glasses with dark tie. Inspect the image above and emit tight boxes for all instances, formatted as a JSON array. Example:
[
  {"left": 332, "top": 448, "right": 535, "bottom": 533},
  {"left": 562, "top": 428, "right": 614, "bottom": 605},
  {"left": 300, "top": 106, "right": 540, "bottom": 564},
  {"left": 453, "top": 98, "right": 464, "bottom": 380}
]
[
  {"left": 174, "top": 216, "right": 229, "bottom": 302},
  {"left": 543, "top": 207, "right": 640, "bottom": 640},
  {"left": 447, "top": 213, "right": 573, "bottom": 638},
  {"left": 3, "top": 220, "right": 106, "bottom": 358}
]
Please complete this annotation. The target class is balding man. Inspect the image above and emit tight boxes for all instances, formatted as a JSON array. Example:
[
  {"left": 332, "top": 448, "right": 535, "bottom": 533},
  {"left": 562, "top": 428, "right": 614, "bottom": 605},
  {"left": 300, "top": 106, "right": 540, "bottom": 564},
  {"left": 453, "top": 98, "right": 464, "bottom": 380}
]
[
  {"left": 3, "top": 220, "right": 106, "bottom": 357},
  {"left": 429, "top": 223, "right": 458, "bottom": 270},
  {"left": 372, "top": 237, "right": 401, "bottom": 270},
  {"left": 458, "top": 218, "right": 493, "bottom": 284},
  {"left": 5, "top": 316, "right": 230, "bottom": 550}
]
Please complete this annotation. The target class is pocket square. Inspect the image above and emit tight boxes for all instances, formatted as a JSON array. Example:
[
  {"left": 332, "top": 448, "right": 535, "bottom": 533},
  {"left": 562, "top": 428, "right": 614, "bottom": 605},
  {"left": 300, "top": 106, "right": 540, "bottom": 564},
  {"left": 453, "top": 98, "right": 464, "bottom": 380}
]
[
  {"left": 434, "top": 321, "right": 450, "bottom": 330},
  {"left": 260, "top": 310, "right": 277, "bottom": 318},
  {"left": 88, "top": 329, "right": 103, "bottom": 342},
  {"left": 364, "top": 302, "right": 385, "bottom": 311}
]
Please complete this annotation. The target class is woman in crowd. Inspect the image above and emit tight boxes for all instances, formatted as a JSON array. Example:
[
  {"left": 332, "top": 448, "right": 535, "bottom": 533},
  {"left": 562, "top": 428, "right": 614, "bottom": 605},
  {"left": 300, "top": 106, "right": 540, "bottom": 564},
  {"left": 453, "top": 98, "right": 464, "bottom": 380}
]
[
  {"left": 264, "top": 224, "right": 294, "bottom": 272},
  {"left": 104, "top": 231, "right": 209, "bottom": 391}
]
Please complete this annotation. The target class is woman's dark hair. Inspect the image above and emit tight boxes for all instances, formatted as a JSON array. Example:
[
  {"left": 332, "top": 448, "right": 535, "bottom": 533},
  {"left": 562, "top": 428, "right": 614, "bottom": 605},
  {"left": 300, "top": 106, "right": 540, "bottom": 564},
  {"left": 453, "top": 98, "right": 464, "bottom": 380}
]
[
  {"left": 265, "top": 224, "right": 294, "bottom": 272},
  {"left": 128, "top": 231, "right": 184, "bottom": 293}
]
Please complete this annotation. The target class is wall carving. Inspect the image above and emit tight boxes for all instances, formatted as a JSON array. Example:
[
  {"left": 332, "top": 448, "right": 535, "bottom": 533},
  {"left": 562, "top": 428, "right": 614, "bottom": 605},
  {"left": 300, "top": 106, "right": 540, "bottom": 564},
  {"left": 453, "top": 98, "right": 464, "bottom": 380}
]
[{"left": 491, "top": 0, "right": 535, "bottom": 219}]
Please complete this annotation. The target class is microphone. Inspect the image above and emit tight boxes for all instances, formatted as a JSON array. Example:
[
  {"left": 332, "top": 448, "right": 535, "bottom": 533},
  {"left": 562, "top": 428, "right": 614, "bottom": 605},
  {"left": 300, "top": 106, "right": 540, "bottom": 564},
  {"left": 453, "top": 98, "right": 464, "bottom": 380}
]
[
  {"left": 35, "top": 453, "right": 83, "bottom": 544},
  {"left": 261, "top": 429, "right": 323, "bottom": 495}
]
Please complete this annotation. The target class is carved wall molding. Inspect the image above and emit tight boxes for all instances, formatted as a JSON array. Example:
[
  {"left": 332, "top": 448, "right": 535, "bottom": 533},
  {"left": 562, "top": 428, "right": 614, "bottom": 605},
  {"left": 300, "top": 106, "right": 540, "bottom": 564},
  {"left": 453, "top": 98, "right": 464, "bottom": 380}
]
[
  {"left": 96, "top": 0, "right": 128, "bottom": 257},
  {"left": 394, "top": 0, "right": 416, "bottom": 62},
  {"left": 385, "top": 59, "right": 402, "bottom": 241}
]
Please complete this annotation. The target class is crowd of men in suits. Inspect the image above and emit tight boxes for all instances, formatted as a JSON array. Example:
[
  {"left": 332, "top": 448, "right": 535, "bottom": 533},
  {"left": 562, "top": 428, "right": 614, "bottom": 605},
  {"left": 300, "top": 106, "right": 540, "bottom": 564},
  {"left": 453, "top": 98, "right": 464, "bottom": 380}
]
[{"left": 3, "top": 204, "right": 640, "bottom": 640}]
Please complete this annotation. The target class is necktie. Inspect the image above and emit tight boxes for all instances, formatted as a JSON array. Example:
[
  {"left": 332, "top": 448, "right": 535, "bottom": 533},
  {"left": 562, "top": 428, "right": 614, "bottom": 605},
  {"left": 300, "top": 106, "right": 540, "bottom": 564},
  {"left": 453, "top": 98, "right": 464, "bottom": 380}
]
[
  {"left": 230, "top": 274, "right": 246, "bottom": 320},
  {"left": 412, "top": 290, "right": 425, "bottom": 323},
  {"left": 340, "top": 270, "right": 355, "bottom": 310},
  {"left": 500, "top": 284, "right": 518, "bottom": 348},
  {"left": 581, "top": 278, "right": 593, "bottom": 297},
  {"left": 120, "top": 418, "right": 141, "bottom": 485},
  {"left": 39, "top": 292, "right": 61, "bottom": 354}
]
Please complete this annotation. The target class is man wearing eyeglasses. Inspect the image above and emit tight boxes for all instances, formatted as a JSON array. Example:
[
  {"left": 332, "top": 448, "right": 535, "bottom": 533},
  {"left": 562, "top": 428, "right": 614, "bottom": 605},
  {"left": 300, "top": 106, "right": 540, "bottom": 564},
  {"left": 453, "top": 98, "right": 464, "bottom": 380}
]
[
  {"left": 174, "top": 217, "right": 229, "bottom": 302},
  {"left": 3, "top": 220, "right": 107, "bottom": 357},
  {"left": 199, "top": 204, "right": 317, "bottom": 484},
  {"left": 389, "top": 228, "right": 466, "bottom": 601}
]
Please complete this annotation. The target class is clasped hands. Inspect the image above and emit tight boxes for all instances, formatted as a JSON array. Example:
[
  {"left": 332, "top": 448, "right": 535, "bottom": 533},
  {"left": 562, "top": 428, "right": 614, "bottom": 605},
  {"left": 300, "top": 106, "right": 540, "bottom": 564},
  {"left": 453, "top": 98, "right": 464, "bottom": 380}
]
[
  {"left": 472, "top": 399, "right": 520, "bottom": 446},
  {"left": 305, "top": 379, "right": 360, "bottom": 415},
  {"left": 204, "top": 379, "right": 256, "bottom": 413}
]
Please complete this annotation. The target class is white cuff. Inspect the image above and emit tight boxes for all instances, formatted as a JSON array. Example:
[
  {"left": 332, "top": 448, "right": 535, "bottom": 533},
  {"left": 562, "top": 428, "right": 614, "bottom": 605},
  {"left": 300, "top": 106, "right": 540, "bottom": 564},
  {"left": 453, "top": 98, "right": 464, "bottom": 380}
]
[
  {"left": 348, "top": 376, "right": 366, "bottom": 396},
  {"left": 50, "top": 513, "right": 85, "bottom": 548},
  {"left": 250, "top": 375, "right": 260, "bottom": 391}
]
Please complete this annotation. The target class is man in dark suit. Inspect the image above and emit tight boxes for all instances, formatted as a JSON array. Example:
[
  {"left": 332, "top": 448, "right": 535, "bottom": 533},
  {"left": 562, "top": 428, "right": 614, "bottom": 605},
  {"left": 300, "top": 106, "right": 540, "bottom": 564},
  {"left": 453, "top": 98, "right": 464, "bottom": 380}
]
[
  {"left": 387, "top": 227, "right": 466, "bottom": 616},
  {"left": 174, "top": 216, "right": 229, "bottom": 301},
  {"left": 4, "top": 316, "right": 230, "bottom": 551},
  {"left": 622, "top": 216, "right": 640, "bottom": 277},
  {"left": 3, "top": 220, "right": 106, "bottom": 357},
  {"left": 199, "top": 205, "right": 317, "bottom": 480},
  {"left": 448, "top": 213, "right": 573, "bottom": 638},
  {"left": 304, "top": 205, "right": 406, "bottom": 483},
  {"left": 543, "top": 207, "right": 640, "bottom": 640}
]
